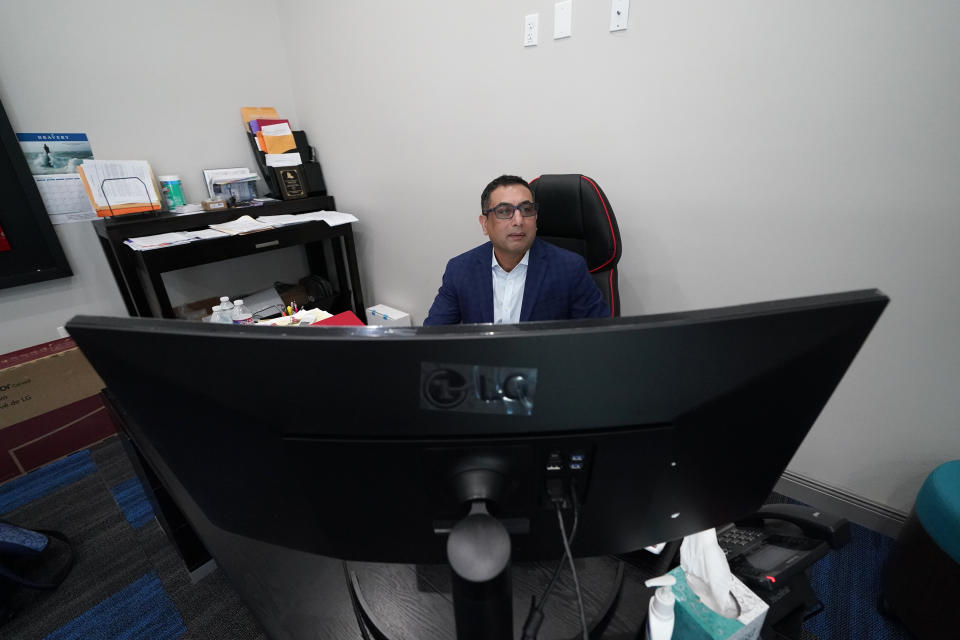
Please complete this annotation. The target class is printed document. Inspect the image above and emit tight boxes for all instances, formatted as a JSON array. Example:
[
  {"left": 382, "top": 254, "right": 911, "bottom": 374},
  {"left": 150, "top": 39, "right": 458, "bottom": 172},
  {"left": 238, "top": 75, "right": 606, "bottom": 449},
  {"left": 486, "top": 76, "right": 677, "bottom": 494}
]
[
  {"left": 208, "top": 215, "right": 273, "bottom": 235},
  {"left": 81, "top": 160, "right": 160, "bottom": 207}
]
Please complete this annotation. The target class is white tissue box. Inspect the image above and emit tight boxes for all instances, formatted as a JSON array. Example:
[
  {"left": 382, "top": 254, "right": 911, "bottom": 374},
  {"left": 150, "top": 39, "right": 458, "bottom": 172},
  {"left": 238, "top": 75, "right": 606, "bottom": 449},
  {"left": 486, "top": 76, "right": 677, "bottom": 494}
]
[
  {"left": 365, "top": 304, "right": 411, "bottom": 327},
  {"left": 668, "top": 566, "right": 768, "bottom": 640}
]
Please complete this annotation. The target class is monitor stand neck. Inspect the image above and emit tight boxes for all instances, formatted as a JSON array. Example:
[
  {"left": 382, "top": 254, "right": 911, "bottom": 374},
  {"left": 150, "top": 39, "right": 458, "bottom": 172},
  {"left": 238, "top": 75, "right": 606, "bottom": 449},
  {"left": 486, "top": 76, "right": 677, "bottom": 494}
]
[{"left": 447, "top": 500, "right": 513, "bottom": 640}]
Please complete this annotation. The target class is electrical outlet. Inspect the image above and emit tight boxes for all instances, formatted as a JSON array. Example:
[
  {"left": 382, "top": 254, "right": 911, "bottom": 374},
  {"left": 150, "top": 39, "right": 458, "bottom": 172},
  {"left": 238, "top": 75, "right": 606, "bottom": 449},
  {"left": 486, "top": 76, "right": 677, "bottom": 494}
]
[
  {"left": 610, "top": 0, "right": 629, "bottom": 31},
  {"left": 554, "top": 0, "right": 572, "bottom": 39},
  {"left": 524, "top": 13, "right": 539, "bottom": 47}
]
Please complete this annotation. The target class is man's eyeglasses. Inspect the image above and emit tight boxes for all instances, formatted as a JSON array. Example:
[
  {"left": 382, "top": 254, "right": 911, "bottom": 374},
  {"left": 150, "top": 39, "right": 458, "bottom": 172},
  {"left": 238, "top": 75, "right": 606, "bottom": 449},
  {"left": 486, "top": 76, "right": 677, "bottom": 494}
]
[{"left": 484, "top": 201, "right": 539, "bottom": 220}]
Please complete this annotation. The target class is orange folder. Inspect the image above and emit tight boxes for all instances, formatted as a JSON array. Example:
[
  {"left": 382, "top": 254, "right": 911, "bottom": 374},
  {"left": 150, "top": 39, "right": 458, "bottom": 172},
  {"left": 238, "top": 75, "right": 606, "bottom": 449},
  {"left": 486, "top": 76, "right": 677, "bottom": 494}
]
[
  {"left": 263, "top": 132, "right": 296, "bottom": 154},
  {"left": 241, "top": 106, "right": 279, "bottom": 131},
  {"left": 77, "top": 165, "right": 161, "bottom": 217}
]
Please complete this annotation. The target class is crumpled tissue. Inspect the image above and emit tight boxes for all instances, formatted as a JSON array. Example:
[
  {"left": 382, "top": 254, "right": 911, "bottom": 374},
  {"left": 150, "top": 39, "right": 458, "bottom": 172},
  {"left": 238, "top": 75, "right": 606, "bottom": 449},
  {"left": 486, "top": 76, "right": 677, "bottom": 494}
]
[{"left": 680, "top": 528, "right": 740, "bottom": 618}]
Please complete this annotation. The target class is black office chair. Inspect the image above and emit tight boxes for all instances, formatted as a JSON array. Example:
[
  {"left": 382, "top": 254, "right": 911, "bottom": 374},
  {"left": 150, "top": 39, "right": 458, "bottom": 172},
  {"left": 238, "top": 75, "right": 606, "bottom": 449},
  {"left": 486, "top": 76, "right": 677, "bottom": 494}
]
[{"left": 529, "top": 174, "right": 622, "bottom": 317}]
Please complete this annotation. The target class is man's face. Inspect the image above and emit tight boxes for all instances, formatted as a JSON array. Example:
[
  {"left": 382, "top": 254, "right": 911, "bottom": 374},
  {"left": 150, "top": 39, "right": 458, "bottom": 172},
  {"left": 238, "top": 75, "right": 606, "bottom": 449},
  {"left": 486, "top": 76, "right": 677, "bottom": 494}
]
[{"left": 479, "top": 184, "right": 537, "bottom": 266}]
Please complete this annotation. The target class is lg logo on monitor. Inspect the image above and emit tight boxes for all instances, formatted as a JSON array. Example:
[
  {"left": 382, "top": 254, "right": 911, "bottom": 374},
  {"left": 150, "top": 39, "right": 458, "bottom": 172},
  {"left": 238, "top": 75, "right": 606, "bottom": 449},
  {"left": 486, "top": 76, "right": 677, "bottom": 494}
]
[{"left": 421, "top": 363, "right": 538, "bottom": 416}]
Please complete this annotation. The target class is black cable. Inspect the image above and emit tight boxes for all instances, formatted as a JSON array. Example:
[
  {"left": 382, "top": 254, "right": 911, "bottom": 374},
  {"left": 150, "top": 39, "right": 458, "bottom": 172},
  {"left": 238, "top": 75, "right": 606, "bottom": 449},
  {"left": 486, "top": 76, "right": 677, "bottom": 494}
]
[
  {"left": 539, "top": 499, "right": 580, "bottom": 606},
  {"left": 521, "top": 484, "right": 581, "bottom": 640},
  {"left": 567, "top": 484, "right": 589, "bottom": 640},
  {"left": 556, "top": 502, "right": 588, "bottom": 640}
]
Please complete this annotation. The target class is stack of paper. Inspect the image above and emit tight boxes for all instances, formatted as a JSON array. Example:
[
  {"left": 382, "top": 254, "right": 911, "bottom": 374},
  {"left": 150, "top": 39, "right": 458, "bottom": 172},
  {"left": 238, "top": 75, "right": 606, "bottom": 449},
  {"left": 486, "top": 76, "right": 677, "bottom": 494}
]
[
  {"left": 257, "top": 308, "right": 333, "bottom": 326},
  {"left": 265, "top": 152, "right": 302, "bottom": 168},
  {"left": 241, "top": 106, "right": 302, "bottom": 168},
  {"left": 78, "top": 159, "right": 162, "bottom": 217},
  {"left": 256, "top": 210, "right": 359, "bottom": 228},
  {"left": 301, "top": 210, "right": 360, "bottom": 226},
  {"left": 208, "top": 215, "right": 273, "bottom": 235},
  {"left": 125, "top": 232, "right": 196, "bottom": 251},
  {"left": 124, "top": 228, "right": 227, "bottom": 251},
  {"left": 255, "top": 214, "right": 306, "bottom": 227}
]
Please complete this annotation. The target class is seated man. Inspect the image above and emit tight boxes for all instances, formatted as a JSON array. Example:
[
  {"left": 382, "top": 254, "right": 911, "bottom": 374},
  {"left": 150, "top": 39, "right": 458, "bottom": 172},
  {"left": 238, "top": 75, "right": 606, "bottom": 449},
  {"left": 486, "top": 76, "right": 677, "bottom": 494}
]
[{"left": 424, "top": 174, "right": 610, "bottom": 325}]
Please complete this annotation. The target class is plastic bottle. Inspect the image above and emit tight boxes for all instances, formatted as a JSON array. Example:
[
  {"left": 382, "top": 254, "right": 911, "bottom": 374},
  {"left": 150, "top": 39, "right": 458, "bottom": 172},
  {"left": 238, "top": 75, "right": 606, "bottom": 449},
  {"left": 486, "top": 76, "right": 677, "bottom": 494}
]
[
  {"left": 231, "top": 299, "right": 253, "bottom": 325},
  {"left": 209, "top": 304, "right": 224, "bottom": 323},
  {"left": 218, "top": 296, "right": 234, "bottom": 319},
  {"left": 644, "top": 574, "right": 676, "bottom": 640}
]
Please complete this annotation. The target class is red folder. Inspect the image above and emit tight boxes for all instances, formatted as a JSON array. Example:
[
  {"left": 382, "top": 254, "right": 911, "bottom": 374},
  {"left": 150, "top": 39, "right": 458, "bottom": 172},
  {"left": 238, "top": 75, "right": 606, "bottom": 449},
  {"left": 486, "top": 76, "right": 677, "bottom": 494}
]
[
  {"left": 313, "top": 311, "right": 365, "bottom": 326},
  {"left": 250, "top": 118, "right": 290, "bottom": 134}
]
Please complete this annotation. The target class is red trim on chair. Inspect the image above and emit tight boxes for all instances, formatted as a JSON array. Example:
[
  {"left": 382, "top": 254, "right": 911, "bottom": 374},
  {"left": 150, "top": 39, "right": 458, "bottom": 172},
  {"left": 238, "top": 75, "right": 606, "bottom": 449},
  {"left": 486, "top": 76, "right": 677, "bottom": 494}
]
[
  {"left": 580, "top": 175, "right": 617, "bottom": 273},
  {"left": 607, "top": 271, "right": 616, "bottom": 317}
]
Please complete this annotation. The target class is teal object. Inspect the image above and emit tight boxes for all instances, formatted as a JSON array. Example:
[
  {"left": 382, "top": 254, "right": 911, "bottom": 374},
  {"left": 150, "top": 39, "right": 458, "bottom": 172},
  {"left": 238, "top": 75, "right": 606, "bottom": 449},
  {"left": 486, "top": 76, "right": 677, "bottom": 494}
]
[
  {"left": 669, "top": 567, "right": 744, "bottom": 639},
  {"left": 158, "top": 175, "right": 185, "bottom": 209},
  {"left": 914, "top": 459, "right": 960, "bottom": 563}
]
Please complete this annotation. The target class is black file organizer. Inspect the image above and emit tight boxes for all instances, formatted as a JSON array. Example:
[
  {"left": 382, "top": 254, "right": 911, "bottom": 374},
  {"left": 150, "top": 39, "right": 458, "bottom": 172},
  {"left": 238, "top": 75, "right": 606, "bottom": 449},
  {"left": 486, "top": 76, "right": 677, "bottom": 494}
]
[{"left": 247, "top": 131, "right": 327, "bottom": 199}]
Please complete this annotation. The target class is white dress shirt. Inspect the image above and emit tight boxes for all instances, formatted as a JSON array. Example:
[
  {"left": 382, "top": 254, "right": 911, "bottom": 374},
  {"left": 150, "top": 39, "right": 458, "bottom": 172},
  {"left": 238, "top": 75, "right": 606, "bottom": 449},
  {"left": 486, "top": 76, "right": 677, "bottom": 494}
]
[{"left": 491, "top": 250, "right": 530, "bottom": 324}]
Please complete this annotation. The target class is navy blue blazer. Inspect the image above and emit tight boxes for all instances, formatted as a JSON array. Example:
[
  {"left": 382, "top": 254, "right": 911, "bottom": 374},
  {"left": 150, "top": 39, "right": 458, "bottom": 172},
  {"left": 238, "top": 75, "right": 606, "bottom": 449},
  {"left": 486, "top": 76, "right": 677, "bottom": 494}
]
[{"left": 423, "top": 238, "right": 610, "bottom": 325}]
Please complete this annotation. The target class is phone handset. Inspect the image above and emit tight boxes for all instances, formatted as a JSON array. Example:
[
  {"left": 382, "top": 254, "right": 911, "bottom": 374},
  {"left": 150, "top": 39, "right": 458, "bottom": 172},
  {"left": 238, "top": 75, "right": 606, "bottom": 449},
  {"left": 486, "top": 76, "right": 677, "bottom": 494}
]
[{"left": 748, "top": 503, "right": 851, "bottom": 549}]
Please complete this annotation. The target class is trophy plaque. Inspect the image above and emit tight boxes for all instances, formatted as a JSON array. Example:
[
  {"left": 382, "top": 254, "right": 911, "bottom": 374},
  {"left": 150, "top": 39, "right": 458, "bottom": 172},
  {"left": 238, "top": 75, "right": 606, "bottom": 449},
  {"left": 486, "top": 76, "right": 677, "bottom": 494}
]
[{"left": 275, "top": 166, "right": 307, "bottom": 200}]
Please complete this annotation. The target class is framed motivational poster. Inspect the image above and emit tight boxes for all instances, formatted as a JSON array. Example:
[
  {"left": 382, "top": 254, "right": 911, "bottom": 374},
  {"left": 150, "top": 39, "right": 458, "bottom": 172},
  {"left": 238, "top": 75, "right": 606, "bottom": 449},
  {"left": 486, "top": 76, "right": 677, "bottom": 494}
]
[{"left": 0, "top": 98, "right": 72, "bottom": 290}]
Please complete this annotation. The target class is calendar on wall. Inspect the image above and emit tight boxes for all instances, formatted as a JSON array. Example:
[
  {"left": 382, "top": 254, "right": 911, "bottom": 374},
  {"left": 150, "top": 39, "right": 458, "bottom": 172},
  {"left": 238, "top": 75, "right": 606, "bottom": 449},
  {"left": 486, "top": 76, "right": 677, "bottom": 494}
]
[
  {"left": 16, "top": 133, "right": 97, "bottom": 225},
  {"left": 33, "top": 174, "right": 96, "bottom": 224}
]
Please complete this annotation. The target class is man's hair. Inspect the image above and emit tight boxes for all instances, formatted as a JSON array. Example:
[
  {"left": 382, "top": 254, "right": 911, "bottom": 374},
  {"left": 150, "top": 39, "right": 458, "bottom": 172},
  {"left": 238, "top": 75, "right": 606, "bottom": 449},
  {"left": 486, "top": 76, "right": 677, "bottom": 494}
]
[{"left": 480, "top": 175, "right": 533, "bottom": 213}]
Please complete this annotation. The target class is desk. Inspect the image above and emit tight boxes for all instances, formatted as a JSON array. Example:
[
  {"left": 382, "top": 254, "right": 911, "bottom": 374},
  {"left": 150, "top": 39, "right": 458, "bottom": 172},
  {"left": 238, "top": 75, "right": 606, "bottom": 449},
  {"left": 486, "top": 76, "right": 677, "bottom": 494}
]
[{"left": 91, "top": 196, "right": 365, "bottom": 319}]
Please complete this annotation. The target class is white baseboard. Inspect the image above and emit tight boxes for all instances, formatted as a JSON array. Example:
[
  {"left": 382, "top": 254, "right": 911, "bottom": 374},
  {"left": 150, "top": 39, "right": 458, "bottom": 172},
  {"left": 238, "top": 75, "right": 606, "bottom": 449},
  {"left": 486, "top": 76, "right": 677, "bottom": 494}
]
[{"left": 775, "top": 470, "right": 908, "bottom": 540}]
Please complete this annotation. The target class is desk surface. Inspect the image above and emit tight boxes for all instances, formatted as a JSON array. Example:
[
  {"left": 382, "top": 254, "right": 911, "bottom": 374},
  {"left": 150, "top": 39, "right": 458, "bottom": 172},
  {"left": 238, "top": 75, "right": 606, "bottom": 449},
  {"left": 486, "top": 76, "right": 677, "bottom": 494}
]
[
  {"left": 92, "top": 196, "right": 365, "bottom": 320},
  {"left": 91, "top": 196, "right": 336, "bottom": 238}
]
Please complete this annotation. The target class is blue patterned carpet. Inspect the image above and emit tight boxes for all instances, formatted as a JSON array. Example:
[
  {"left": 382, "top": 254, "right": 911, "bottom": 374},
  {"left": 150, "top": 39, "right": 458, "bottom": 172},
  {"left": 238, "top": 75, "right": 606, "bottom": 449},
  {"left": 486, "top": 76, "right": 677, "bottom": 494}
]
[
  {"left": 43, "top": 572, "right": 185, "bottom": 640},
  {"left": 0, "top": 438, "right": 921, "bottom": 640},
  {"left": 0, "top": 451, "right": 97, "bottom": 515},
  {"left": 0, "top": 438, "right": 265, "bottom": 640},
  {"left": 805, "top": 523, "right": 914, "bottom": 640}
]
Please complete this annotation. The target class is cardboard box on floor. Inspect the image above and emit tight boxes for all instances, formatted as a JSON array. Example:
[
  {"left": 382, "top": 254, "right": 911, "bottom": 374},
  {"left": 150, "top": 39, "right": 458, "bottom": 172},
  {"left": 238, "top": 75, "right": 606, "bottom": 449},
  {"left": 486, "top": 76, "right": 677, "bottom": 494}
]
[{"left": 0, "top": 338, "right": 114, "bottom": 483}]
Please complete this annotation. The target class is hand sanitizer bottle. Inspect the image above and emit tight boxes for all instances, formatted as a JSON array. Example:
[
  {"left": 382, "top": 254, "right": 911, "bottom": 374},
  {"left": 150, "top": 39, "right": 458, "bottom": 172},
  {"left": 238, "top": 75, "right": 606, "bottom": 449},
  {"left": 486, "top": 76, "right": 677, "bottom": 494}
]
[{"left": 645, "top": 574, "right": 676, "bottom": 640}]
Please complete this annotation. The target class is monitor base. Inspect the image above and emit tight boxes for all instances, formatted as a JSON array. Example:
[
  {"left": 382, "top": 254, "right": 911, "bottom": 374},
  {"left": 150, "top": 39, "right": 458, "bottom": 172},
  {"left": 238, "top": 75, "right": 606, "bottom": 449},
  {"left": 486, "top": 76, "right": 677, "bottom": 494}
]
[{"left": 346, "top": 558, "right": 624, "bottom": 640}]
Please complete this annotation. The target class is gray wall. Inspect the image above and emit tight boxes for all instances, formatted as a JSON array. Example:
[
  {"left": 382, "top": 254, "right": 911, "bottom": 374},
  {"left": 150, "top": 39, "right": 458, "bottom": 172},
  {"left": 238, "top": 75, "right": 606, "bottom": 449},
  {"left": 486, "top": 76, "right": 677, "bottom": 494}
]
[
  {"left": 1, "top": 0, "right": 958, "bottom": 517},
  {"left": 280, "top": 0, "right": 960, "bottom": 516},
  {"left": 0, "top": 0, "right": 303, "bottom": 349}
]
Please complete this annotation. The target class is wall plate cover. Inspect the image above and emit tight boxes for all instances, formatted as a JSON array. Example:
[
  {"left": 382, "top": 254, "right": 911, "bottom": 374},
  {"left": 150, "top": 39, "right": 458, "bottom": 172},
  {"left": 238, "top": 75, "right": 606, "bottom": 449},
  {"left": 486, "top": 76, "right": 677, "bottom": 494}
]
[
  {"left": 524, "top": 13, "right": 539, "bottom": 47},
  {"left": 554, "top": 0, "right": 572, "bottom": 39},
  {"left": 610, "top": 0, "right": 629, "bottom": 32}
]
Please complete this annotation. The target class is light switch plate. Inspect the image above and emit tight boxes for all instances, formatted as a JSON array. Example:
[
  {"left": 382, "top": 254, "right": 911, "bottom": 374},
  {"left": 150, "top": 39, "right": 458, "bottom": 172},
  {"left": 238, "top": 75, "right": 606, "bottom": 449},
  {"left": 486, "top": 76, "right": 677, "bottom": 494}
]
[
  {"left": 610, "top": 0, "right": 629, "bottom": 32},
  {"left": 554, "top": 0, "right": 572, "bottom": 39},
  {"left": 524, "top": 13, "right": 539, "bottom": 47}
]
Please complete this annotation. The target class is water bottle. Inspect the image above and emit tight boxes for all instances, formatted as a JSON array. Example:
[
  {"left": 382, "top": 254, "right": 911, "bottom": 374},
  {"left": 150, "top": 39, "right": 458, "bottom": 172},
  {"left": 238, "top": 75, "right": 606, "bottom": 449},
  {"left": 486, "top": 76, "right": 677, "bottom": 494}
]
[
  {"left": 232, "top": 299, "right": 253, "bottom": 325},
  {"left": 209, "top": 304, "right": 224, "bottom": 323},
  {"left": 219, "top": 296, "right": 234, "bottom": 319}
]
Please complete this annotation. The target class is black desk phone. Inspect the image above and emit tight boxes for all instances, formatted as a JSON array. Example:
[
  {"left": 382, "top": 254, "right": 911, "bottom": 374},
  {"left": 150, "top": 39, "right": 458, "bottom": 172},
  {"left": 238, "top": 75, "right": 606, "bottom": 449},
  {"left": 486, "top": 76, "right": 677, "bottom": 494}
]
[{"left": 718, "top": 503, "right": 850, "bottom": 592}]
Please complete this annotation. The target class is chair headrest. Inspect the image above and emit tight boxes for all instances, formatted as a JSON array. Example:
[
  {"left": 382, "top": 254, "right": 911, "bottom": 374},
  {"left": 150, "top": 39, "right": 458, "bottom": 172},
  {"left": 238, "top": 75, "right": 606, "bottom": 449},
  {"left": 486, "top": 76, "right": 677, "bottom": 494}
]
[{"left": 530, "top": 174, "right": 621, "bottom": 273}]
